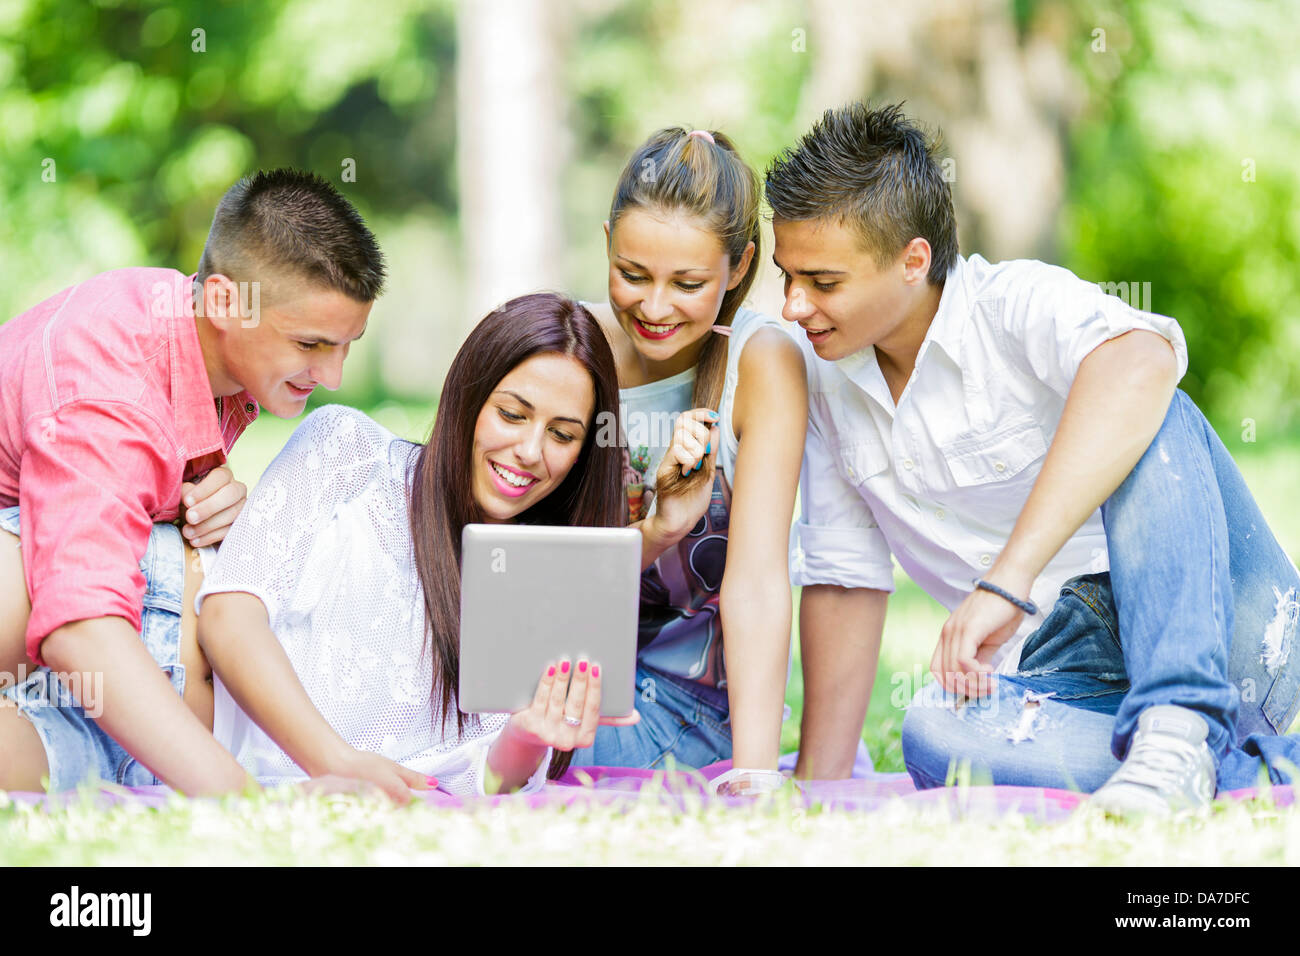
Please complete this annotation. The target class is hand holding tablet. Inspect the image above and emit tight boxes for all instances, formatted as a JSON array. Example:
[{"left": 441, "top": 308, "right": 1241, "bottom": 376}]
[{"left": 506, "top": 657, "right": 640, "bottom": 754}]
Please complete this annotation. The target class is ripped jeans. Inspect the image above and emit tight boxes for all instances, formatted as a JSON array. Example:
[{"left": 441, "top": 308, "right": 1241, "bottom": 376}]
[{"left": 902, "top": 390, "right": 1300, "bottom": 793}]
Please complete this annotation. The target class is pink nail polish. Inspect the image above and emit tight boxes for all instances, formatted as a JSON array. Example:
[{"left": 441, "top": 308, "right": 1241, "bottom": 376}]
[
  {"left": 547, "top": 665, "right": 556, "bottom": 677},
  {"left": 592, "top": 665, "right": 600, "bottom": 678},
  {"left": 578, "top": 661, "right": 588, "bottom": 673},
  {"left": 426, "top": 776, "right": 438, "bottom": 787},
  {"left": 561, "top": 661, "right": 570, "bottom": 674}
]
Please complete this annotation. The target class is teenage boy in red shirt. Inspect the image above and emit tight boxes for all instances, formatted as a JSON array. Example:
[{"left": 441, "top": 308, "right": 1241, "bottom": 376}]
[{"left": 0, "top": 168, "right": 385, "bottom": 795}]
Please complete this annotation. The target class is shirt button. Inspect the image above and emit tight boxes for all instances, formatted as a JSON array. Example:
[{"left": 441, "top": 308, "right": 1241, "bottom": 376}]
[
  {"left": 980, "top": 554, "right": 992, "bottom": 567},
  {"left": 903, "top": 458, "right": 914, "bottom": 470},
  {"left": 935, "top": 509, "right": 945, "bottom": 520},
  {"left": 245, "top": 402, "right": 256, "bottom": 414},
  {"left": 994, "top": 461, "right": 1007, "bottom": 473},
  {"left": 846, "top": 466, "right": 856, "bottom": 480}
]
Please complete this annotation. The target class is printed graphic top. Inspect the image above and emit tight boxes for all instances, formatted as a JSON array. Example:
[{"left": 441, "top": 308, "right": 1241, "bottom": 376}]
[{"left": 617, "top": 306, "right": 787, "bottom": 691}]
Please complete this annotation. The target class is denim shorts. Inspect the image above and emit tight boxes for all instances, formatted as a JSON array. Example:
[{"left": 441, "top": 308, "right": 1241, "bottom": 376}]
[{"left": 0, "top": 506, "right": 188, "bottom": 791}]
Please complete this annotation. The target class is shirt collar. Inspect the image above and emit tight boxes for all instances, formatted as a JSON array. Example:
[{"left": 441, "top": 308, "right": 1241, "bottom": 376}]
[
  {"left": 829, "top": 255, "right": 972, "bottom": 412},
  {"left": 168, "top": 272, "right": 227, "bottom": 461},
  {"left": 922, "top": 254, "right": 971, "bottom": 365},
  {"left": 832, "top": 343, "right": 893, "bottom": 414}
]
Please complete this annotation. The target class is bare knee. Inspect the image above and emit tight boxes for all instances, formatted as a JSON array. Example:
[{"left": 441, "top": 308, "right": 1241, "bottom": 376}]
[{"left": 0, "top": 699, "right": 49, "bottom": 791}]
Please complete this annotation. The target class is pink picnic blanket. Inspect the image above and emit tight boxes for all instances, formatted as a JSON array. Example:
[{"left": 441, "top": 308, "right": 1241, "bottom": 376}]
[{"left": 9, "top": 762, "right": 1291, "bottom": 822}]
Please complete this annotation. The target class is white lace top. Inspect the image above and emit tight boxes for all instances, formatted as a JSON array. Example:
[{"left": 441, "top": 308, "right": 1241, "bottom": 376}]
[{"left": 195, "top": 405, "right": 550, "bottom": 795}]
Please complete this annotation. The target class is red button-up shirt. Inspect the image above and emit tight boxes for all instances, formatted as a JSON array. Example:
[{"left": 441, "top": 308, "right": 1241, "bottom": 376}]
[{"left": 0, "top": 268, "right": 259, "bottom": 663}]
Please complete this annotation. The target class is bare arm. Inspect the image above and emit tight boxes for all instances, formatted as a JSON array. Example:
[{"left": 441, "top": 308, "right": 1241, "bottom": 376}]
[
  {"left": 197, "top": 591, "right": 427, "bottom": 801},
  {"left": 793, "top": 585, "right": 888, "bottom": 780},
  {"left": 483, "top": 726, "right": 550, "bottom": 794},
  {"left": 718, "top": 329, "right": 807, "bottom": 770},
  {"left": 935, "top": 329, "right": 1179, "bottom": 691},
  {"left": 40, "top": 616, "right": 253, "bottom": 796}
]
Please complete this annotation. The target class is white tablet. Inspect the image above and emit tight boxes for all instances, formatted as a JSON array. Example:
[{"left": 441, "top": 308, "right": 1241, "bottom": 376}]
[{"left": 459, "top": 524, "right": 640, "bottom": 717}]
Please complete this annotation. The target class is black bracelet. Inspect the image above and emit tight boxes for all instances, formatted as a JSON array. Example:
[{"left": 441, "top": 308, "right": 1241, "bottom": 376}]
[{"left": 973, "top": 578, "right": 1039, "bottom": 616}]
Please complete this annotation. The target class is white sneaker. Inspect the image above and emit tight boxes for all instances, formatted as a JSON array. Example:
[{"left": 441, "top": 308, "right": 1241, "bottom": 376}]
[{"left": 1090, "top": 705, "right": 1216, "bottom": 818}]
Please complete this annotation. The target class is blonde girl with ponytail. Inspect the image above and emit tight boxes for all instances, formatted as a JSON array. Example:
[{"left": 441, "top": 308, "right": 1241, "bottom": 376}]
[{"left": 574, "top": 128, "right": 808, "bottom": 795}]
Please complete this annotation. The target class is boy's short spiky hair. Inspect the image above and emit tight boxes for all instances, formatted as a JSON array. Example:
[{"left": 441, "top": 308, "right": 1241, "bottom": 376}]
[
  {"left": 765, "top": 103, "right": 957, "bottom": 285},
  {"left": 197, "top": 168, "right": 386, "bottom": 302}
]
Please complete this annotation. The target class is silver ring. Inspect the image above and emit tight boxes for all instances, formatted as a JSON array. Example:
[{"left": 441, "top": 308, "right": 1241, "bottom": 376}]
[{"left": 563, "top": 716, "right": 582, "bottom": 727}]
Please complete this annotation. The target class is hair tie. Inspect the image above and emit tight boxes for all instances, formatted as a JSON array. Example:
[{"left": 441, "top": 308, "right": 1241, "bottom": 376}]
[{"left": 688, "top": 129, "right": 716, "bottom": 144}]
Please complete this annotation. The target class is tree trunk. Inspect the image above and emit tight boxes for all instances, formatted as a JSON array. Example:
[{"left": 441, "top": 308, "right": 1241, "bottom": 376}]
[
  {"left": 796, "top": 0, "right": 1079, "bottom": 263},
  {"left": 456, "top": 0, "right": 566, "bottom": 328}
]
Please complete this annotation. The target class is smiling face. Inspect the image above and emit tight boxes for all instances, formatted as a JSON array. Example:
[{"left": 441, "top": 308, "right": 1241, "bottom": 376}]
[
  {"left": 772, "top": 217, "right": 931, "bottom": 363},
  {"left": 471, "top": 352, "right": 596, "bottom": 522},
  {"left": 606, "top": 207, "right": 753, "bottom": 377},
  {"left": 201, "top": 275, "right": 373, "bottom": 418}
]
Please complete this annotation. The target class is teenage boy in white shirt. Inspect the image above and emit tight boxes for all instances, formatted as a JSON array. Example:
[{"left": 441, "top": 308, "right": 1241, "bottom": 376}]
[{"left": 766, "top": 102, "right": 1300, "bottom": 815}]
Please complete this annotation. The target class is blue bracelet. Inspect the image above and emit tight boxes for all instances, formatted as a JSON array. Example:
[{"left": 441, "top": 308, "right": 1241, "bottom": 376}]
[{"left": 973, "top": 578, "right": 1039, "bottom": 616}]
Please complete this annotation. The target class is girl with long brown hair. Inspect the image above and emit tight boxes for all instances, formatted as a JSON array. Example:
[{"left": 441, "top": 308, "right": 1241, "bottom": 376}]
[
  {"left": 573, "top": 128, "right": 809, "bottom": 795},
  {"left": 0, "top": 293, "right": 662, "bottom": 798}
]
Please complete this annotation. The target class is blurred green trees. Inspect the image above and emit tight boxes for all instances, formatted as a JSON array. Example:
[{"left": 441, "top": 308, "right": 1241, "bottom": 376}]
[
  {"left": 3, "top": 0, "right": 1297, "bottom": 435},
  {"left": 1060, "top": 0, "right": 1300, "bottom": 434},
  {"left": 1, "top": 0, "right": 456, "bottom": 317}
]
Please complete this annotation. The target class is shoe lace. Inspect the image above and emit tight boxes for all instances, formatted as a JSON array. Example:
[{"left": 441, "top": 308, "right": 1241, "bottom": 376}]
[{"left": 1112, "top": 733, "right": 1202, "bottom": 792}]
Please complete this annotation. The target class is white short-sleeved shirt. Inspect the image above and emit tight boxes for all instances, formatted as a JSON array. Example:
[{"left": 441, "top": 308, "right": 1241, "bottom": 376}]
[
  {"left": 195, "top": 405, "right": 550, "bottom": 795},
  {"left": 790, "top": 253, "right": 1189, "bottom": 671}
]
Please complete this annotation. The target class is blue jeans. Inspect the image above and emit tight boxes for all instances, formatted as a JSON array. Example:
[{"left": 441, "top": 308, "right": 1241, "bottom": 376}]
[
  {"left": 902, "top": 390, "right": 1300, "bottom": 792},
  {"left": 0, "top": 507, "right": 189, "bottom": 791},
  {"left": 569, "top": 664, "right": 732, "bottom": 770}
]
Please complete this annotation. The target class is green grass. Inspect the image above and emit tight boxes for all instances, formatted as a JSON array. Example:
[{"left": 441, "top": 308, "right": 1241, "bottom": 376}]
[
  {"left": 20, "top": 412, "right": 1271, "bottom": 865},
  {"left": 2, "top": 782, "right": 1298, "bottom": 865}
]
